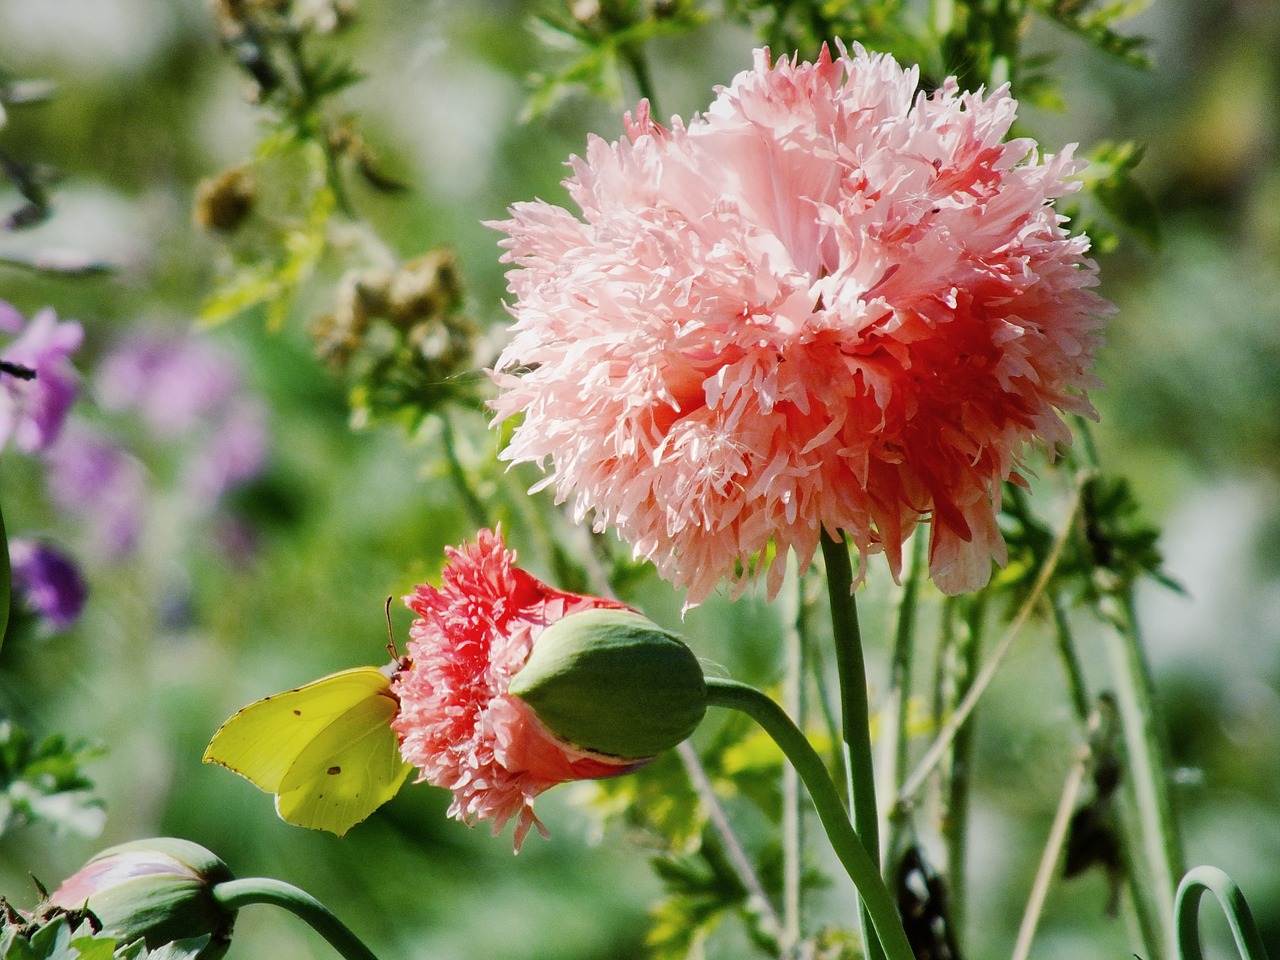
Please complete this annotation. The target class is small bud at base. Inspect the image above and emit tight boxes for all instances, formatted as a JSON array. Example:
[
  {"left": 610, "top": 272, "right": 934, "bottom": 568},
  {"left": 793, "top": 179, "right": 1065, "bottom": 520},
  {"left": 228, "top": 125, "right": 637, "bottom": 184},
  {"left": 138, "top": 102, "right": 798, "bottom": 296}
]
[{"left": 48, "top": 838, "right": 236, "bottom": 958}]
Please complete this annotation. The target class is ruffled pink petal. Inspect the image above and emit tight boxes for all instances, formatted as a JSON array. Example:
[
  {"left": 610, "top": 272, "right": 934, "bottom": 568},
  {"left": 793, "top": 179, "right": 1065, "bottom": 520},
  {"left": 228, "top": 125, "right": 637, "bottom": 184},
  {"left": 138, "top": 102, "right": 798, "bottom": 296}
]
[
  {"left": 490, "top": 42, "right": 1110, "bottom": 604},
  {"left": 390, "top": 528, "right": 631, "bottom": 851}
]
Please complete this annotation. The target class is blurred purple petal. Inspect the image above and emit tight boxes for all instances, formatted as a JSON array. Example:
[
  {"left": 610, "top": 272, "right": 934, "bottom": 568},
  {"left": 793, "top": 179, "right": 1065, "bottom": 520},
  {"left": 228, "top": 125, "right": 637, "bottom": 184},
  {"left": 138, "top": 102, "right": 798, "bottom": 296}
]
[
  {"left": 184, "top": 399, "right": 268, "bottom": 503},
  {"left": 96, "top": 331, "right": 239, "bottom": 436},
  {"left": 9, "top": 538, "right": 88, "bottom": 629},
  {"left": 44, "top": 422, "right": 148, "bottom": 558},
  {"left": 0, "top": 300, "right": 23, "bottom": 334},
  {"left": 0, "top": 307, "right": 84, "bottom": 453}
]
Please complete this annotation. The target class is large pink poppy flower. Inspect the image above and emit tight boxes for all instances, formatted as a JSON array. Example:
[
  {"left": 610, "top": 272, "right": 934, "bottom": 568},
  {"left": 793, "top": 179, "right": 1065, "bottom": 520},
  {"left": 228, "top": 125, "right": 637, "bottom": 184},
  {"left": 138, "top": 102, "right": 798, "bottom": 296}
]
[{"left": 490, "top": 43, "right": 1109, "bottom": 602}]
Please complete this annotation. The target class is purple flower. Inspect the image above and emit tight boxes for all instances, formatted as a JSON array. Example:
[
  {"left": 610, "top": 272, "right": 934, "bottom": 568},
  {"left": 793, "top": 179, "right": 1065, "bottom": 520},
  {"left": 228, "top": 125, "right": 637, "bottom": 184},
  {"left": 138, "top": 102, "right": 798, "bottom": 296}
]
[
  {"left": 95, "top": 332, "right": 239, "bottom": 436},
  {"left": 0, "top": 301, "right": 24, "bottom": 333},
  {"left": 0, "top": 305, "right": 84, "bottom": 454},
  {"left": 184, "top": 398, "right": 267, "bottom": 503},
  {"left": 9, "top": 538, "right": 88, "bottom": 629},
  {"left": 44, "top": 423, "right": 148, "bottom": 558}
]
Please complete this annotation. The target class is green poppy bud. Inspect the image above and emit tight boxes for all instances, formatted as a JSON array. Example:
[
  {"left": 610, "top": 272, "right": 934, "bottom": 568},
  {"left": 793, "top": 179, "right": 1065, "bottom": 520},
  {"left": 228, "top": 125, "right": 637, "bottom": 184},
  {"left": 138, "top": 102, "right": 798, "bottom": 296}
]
[
  {"left": 47, "top": 838, "right": 236, "bottom": 958},
  {"left": 509, "top": 608, "right": 707, "bottom": 759}
]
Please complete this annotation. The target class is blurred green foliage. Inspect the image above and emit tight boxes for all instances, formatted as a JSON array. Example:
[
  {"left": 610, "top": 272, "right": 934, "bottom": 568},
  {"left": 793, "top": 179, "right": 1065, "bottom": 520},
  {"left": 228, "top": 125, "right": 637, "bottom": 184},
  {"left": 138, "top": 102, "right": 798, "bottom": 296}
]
[{"left": 1, "top": 0, "right": 1278, "bottom": 959}]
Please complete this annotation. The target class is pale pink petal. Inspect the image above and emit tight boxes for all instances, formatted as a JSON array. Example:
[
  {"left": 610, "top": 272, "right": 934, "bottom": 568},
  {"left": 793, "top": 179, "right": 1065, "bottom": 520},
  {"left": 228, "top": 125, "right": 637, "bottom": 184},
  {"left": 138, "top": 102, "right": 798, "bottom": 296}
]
[{"left": 491, "top": 43, "right": 1110, "bottom": 603}]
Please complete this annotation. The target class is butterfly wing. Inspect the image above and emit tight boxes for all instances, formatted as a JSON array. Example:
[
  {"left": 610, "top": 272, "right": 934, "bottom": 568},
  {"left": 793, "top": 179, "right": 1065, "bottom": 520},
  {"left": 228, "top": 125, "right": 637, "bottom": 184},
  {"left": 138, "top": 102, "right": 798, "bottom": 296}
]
[
  {"left": 274, "top": 687, "right": 412, "bottom": 835},
  {"left": 203, "top": 667, "right": 411, "bottom": 836}
]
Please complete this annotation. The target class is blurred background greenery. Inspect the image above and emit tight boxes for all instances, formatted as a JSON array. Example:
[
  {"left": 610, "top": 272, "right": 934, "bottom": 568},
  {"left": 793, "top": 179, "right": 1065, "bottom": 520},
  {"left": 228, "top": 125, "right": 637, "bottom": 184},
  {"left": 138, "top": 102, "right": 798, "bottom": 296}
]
[{"left": 0, "top": 1, "right": 1278, "bottom": 959}]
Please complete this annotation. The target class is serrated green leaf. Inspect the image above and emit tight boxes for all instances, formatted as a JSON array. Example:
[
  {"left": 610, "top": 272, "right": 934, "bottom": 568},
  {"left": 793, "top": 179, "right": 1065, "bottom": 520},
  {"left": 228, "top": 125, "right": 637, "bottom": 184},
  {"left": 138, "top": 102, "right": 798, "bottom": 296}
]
[
  {"left": 1033, "top": 0, "right": 1152, "bottom": 68},
  {"left": 197, "top": 266, "right": 280, "bottom": 327},
  {"left": 1075, "top": 142, "right": 1160, "bottom": 247},
  {"left": 26, "top": 918, "right": 79, "bottom": 960},
  {"left": 523, "top": 7, "right": 709, "bottom": 119},
  {"left": 0, "top": 722, "right": 103, "bottom": 838},
  {"left": 69, "top": 936, "right": 121, "bottom": 960},
  {"left": 308, "top": 57, "right": 364, "bottom": 99},
  {"left": 137, "top": 937, "right": 211, "bottom": 960}
]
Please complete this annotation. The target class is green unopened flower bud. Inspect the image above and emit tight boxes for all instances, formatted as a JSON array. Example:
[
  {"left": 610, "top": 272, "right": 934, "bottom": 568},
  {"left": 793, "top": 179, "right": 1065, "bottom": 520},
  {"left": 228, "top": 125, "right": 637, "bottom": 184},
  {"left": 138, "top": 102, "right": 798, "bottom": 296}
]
[
  {"left": 509, "top": 608, "right": 707, "bottom": 759},
  {"left": 48, "top": 838, "right": 236, "bottom": 958}
]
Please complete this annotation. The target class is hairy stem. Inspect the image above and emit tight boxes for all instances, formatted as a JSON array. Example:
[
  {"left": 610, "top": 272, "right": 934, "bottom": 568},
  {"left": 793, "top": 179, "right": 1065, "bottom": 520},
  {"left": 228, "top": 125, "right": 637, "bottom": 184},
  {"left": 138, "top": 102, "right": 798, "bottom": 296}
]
[
  {"left": 779, "top": 560, "right": 811, "bottom": 951},
  {"left": 943, "top": 592, "right": 986, "bottom": 942}
]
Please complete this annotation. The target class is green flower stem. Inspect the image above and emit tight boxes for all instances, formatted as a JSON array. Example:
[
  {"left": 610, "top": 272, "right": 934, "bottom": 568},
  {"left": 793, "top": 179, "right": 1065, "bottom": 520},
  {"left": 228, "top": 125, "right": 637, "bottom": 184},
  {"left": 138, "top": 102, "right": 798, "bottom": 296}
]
[
  {"left": 705, "top": 678, "right": 914, "bottom": 960},
  {"left": 1011, "top": 704, "right": 1103, "bottom": 960},
  {"left": 213, "top": 878, "right": 381, "bottom": 960},
  {"left": 1175, "top": 866, "right": 1270, "bottom": 960},
  {"left": 885, "top": 532, "right": 926, "bottom": 868},
  {"left": 942, "top": 592, "right": 986, "bottom": 943},
  {"left": 821, "top": 531, "right": 885, "bottom": 960},
  {"left": 819, "top": 531, "right": 878, "bottom": 843},
  {"left": 1102, "top": 590, "right": 1184, "bottom": 959},
  {"left": 1049, "top": 595, "right": 1162, "bottom": 957},
  {"left": 1048, "top": 594, "right": 1091, "bottom": 725},
  {"left": 621, "top": 45, "right": 659, "bottom": 114},
  {"left": 779, "top": 560, "right": 808, "bottom": 952},
  {"left": 282, "top": 32, "right": 355, "bottom": 219},
  {"left": 438, "top": 410, "right": 490, "bottom": 530}
]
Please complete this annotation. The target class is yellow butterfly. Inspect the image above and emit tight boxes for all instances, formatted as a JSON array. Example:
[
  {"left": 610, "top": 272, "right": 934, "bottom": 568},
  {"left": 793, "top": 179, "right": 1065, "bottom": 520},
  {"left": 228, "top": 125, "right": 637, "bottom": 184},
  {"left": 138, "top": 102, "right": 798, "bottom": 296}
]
[{"left": 203, "top": 666, "right": 412, "bottom": 836}]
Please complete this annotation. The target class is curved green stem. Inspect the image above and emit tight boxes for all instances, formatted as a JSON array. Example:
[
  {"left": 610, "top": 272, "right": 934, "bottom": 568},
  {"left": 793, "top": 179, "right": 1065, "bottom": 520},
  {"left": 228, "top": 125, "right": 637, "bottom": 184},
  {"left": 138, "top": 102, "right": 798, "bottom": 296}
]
[
  {"left": 820, "top": 532, "right": 883, "bottom": 960},
  {"left": 1175, "top": 866, "right": 1270, "bottom": 960},
  {"left": 213, "top": 877, "right": 381, "bottom": 960},
  {"left": 705, "top": 678, "right": 914, "bottom": 960},
  {"left": 819, "top": 532, "right": 877, "bottom": 847}
]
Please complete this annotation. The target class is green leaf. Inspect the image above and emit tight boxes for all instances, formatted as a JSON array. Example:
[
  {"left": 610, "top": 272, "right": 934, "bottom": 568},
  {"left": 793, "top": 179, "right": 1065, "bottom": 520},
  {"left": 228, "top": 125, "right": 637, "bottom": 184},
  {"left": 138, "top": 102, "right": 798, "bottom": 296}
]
[
  {"left": 1076, "top": 141, "right": 1160, "bottom": 247},
  {"left": 197, "top": 265, "right": 281, "bottom": 327},
  {"left": 1032, "top": 0, "right": 1152, "bottom": 68},
  {"left": 26, "top": 917, "right": 84, "bottom": 960},
  {"left": 133, "top": 938, "right": 211, "bottom": 960},
  {"left": 523, "top": 7, "right": 709, "bottom": 119},
  {"left": 0, "top": 721, "right": 104, "bottom": 837},
  {"left": 69, "top": 936, "right": 121, "bottom": 960},
  {"left": 307, "top": 56, "right": 364, "bottom": 100}
]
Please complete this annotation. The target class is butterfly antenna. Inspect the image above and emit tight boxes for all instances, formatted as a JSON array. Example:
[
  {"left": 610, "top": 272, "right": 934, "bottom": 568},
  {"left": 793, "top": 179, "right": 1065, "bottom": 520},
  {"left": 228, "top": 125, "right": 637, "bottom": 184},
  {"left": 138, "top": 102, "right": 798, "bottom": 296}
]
[{"left": 384, "top": 596, "right": 403, "bottom": 664}]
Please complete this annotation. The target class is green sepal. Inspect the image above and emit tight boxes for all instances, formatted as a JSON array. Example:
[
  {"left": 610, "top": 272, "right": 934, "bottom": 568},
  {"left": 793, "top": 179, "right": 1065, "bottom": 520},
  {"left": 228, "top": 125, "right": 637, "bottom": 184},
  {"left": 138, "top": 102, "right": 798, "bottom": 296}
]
[{"left": 509, "top": 609, "right": 707, "bottom": 759}]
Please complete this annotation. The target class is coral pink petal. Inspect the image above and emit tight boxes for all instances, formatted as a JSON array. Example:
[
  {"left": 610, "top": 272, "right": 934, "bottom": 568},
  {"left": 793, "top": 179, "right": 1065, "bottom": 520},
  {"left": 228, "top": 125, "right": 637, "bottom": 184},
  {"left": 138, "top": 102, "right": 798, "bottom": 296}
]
[
  {"left": 391, "top": 528, "right": 630, "bottom": 851},
  {"left": 490, "top": 43, "right": 1110, "bottom": 604}
]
